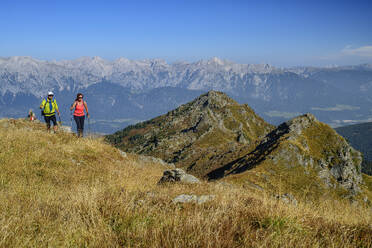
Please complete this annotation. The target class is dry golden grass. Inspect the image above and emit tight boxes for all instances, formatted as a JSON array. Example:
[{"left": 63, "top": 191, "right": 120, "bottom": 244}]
[{"left": 0, "top": 119, "right": 371, "bottom": 247}]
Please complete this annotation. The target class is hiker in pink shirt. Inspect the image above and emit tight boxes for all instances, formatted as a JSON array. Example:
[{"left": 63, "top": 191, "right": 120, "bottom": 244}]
[{"left": 70, "top": 93, "right": 90, "bottom": 137}]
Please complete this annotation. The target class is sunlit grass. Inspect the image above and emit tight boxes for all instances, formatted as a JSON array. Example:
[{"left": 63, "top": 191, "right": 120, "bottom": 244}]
[{"left": 0, "top": 118, "right": 371, "bottom": 247}]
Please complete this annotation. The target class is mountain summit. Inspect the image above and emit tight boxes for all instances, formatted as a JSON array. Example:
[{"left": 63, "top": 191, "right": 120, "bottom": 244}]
[
  {"left": 106, "top": 91, "right": 274, "bottom": 176},
  {"left": 106, "top": 92, "right": 366, "bottom": 197}
]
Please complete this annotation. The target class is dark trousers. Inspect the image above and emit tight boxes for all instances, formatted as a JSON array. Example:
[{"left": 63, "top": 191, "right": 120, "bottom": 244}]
[
  {"left": 74, "top": 115, "right": 85, "bottom": 131},
  {"left": 44, "top": 115, "right": 57, "bottom": 128}
]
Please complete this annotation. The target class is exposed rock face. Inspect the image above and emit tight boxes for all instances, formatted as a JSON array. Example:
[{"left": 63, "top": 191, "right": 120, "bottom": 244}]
[
  {"left": 208, "top": 114, "right": 363, "bottom": 194},
  {"left": 318, "top": 145, "right": 362, "bottom": 193},
  {"left": 285, "top": 113, "right": 316, "bottom": 135},
  {"left": 106, "top": 91, "right": 274, "bottom": 177},
  {"left": 158, "top": 169, "right": 200, "bottom": 184}
]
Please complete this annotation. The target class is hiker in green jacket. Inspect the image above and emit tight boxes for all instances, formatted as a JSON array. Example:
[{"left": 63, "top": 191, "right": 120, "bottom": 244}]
[{"left": 40, "top": 91, "right": 60, "bottom": 133}]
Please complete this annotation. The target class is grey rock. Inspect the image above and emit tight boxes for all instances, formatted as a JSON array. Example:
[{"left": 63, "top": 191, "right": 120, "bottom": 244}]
[
  {"left": 158, "top": 168, "right": 200, "bottom": 184},
  {"left": 173, "top": 194, "right": 215, "bottom": 204},
  {"left": 237, "top": 132, "right": 248, "bottom": 144},
  {"left": 180, "top": 173, "right": 200, "bottom": 184},
  {"left": 285, "top": 113, "right": 316, "bottom": 136},
  {"left": 317, "top": 145, "right": 363, "bottom": 194},
  {"left": 329, "top": 147, "right": 362, "bottom": 193},
  {"left": 119, "top": 150, "right": 127, "bottom": 158},
  {"left": 318, "top": 167, "right": 335, "bottom": 189},
  {"left": 246, "top": 182, "right": 264, "bottom": 191}
]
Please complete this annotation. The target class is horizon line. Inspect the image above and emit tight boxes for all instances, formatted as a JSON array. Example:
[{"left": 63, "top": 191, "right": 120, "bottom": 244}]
[{"left": 1, "top": 55, "right": 371, "bottom": 69}]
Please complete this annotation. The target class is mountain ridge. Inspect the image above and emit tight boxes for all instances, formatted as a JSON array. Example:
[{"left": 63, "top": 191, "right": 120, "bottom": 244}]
[
  {"left": 106, "top": 91, "right": 365, "bottom": 197},
  {"left": 1, "top": 56, "right": 372, "bottom": 133},
  {"left": 0, "top": 56, "right": 281, "bottom": 97},
  {"left": 106, "top": 91, "right": 274, "bottom": 177},
  {"left": 2, "top": 56, "right": 372, "bottom": 97},
  {"left": 208, "top": 113, "right": 363, "bottom": 195}
]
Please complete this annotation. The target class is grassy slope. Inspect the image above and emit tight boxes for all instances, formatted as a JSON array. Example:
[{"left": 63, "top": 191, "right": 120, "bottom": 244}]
[
  {"left": 0, "top": 119, "right": 371, "bottom": 247},
  {"left": 223, "top": 121, "right": 371, "bottom": 202}
]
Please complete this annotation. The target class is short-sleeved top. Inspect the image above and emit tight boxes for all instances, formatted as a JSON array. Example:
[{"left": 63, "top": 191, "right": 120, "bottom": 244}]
[{"left": 73, "top": 101, "right": 86, "bottom": 117}]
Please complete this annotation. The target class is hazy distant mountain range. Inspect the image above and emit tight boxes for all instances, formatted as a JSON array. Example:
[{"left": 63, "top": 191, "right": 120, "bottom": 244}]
[{"left": 1, "top": 56, "right": 371, "bottom": 133}]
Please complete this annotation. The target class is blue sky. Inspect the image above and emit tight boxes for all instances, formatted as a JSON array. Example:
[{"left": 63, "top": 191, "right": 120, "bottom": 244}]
[{"left": 0, "top": 0, "right": 371, "bottom": 66}]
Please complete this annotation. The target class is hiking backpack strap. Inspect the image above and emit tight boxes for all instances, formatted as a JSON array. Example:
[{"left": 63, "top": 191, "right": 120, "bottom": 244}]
[
  {"left": 49, "top": 98, "right": 54, "bottom": 112},
  {"left": 42, "top": 98, "right": 56, "bottom": 114}
]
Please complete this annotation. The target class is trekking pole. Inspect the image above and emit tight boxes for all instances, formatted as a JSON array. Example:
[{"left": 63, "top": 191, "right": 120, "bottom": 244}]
[
  {"left": 70, "top": 110, "right": 73, "bottom": 133},
  {"left": 88, "top": 116, "right": 91, "bottom": 136},
  {"left": 85, "top": 95, "right": 91, "bottom": 137},
  {"left": 58, "top": 114, "right": 62, "bottom": 126}
]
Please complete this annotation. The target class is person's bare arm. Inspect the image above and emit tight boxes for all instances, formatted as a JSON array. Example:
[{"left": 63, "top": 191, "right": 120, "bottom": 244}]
[
  {"left": 55, "top": 101, "right": 60, "bottom": 116},
  {"left": 70, "top": 101, "right": 77, "bottom": 111},
  {"left": 84, "top": 101, "right": 90, "bottom": 118}
]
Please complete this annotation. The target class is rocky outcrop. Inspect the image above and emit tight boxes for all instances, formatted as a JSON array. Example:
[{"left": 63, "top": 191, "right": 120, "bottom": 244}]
[
  {"left": 208, "top": 113, "right": 363, "bottom": 195},
  {"left": 158, "top": 169, "right": 200, "bottom": 184},
  {"left": 317, "top": 144, "right": 362, "bottom": 193}
]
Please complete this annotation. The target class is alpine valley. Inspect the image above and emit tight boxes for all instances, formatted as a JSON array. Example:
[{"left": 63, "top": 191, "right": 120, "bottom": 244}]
[{"left": 1, "top": 56, "right": 372, "bottom": 133}]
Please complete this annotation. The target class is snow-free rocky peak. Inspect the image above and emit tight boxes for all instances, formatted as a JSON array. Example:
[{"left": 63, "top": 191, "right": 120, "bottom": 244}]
[
  {"left": 208, "top": 113, "right": 363, "bottom": 195},
  {"left": 106, "top": 91, "right": 274, "bottom": 177},
  {"left": 107, "top": 93, "right": 364, "bottom": 197}
]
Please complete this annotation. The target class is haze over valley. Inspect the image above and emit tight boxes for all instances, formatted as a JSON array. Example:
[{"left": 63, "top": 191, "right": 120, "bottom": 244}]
[{"left": 1, "top": 56, "right": 371, "bottom": 133}]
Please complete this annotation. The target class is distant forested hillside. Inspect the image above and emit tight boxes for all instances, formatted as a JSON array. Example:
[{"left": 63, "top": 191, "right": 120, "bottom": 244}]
[{"left": 335, "top": 122, "right": 372, "bottom": 175}]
